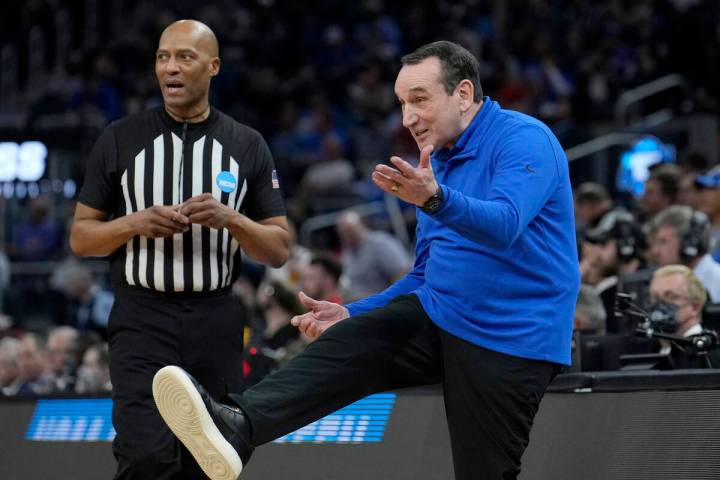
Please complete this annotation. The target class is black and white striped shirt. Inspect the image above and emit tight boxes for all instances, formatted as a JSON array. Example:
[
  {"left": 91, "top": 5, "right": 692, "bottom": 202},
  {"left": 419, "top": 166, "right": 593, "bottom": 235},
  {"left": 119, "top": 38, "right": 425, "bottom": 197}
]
[{"left": 78, "top": 107, "right": 286, "bottom": 295}]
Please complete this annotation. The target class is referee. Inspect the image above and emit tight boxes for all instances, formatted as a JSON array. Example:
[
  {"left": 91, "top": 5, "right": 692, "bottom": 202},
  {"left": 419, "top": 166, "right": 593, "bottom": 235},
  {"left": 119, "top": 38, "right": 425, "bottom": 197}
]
[{"left": 70, "top": 20, "right": 290, "bottom": 479}]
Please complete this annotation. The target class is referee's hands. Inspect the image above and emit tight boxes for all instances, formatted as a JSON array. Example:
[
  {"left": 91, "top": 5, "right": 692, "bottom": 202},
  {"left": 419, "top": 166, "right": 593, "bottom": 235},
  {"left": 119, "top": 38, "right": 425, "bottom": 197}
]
[
  {"left": 291, "top": 292, "right": 349, "bottom": 340},
  {"left": 130, "top": 205, "right": 189, "bottom": 238},
  {"left": 179, "top": 193, "right": 238, "bottom": 229}
]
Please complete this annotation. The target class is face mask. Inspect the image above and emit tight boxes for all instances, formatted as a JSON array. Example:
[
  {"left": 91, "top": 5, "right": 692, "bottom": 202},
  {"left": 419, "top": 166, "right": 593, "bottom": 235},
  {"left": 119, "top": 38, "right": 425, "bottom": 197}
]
[{"left": 647, "top": 300, "right": 679, "bottom": 333}]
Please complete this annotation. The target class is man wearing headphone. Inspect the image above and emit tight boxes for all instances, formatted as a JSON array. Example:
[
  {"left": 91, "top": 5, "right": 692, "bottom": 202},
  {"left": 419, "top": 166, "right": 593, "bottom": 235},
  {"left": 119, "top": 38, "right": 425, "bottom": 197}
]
[
  {"left": 647, "top": 205, "right": 720, "bottom": 302},
  {"left": 580, "top": 209, "right": 647, "bottom": 331}
]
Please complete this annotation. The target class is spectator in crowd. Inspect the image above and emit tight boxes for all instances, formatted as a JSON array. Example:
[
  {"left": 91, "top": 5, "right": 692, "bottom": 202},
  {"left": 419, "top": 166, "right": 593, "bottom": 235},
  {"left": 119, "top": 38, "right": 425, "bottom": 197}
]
[
  {"left": 676, "top": 151, "right": 710, "bottom": 210},
  {"left": 336, "top": 210, "right": 412, "bottom": 300},
  {"left": 6, "top": 0, "right": 720, "bottom": 137},
  {"left": 300, "top": 254, "right": 345, "bottom": 304},
  {"left": 69, "top": 51, "right": 125, "bottom": 124},
  {"left": 574, "top": 285, "right": 607, "bottom": 335},
  {"left": 0, "top": 337, "right": 21, "bottom": 396},
  {"left": 265, "top": 221, "right": 313, "bottom": 290},
  {"left": 574, "top": 182, "right": 612, "bottom": 232},
  {"left": 15, "top": 333, "right": 54, "bottom": 396},
  {"left": 580, "top": 209, "right": 646, "bottom": 329},
  {"left": 647, "top": 206, "right": 720, "bottom": 302},
  {"left": 648, "top": 265, "right": 719, "bottom": 368},
  {"left": 9, "top": 197, "right": 62, "bottom": 261},
  {"left": 244, "top": 281, "right": 304, "bottom": 386},
  {"left": 694, "top": 165, "right": 720, "bottom": 259},
  {"left": 269, "top": 102, "right": 304, "bottom": 196},
  {"left": 650, "top": 265, "right": 705, "bottom": 340},
  {"left": 639, "top": 163, "right": 682, "bottom": 221},
  {"left": 49, "top": 260, "right": 114, "bottom": 339},
  {"left": 347, "top": 62, "right": 395, "bottom": 121},
  {"left": 299, "top": 134, "right": 356, "bottom": 211},
  {"left": 678, "top": 172, "right": 702, "bottom": 210},
  {"left": 75, "top": 343, "right": 112, "bottom": 394},
  {"left": 46, "top": 326, "right": 81, "bottom": 393}
]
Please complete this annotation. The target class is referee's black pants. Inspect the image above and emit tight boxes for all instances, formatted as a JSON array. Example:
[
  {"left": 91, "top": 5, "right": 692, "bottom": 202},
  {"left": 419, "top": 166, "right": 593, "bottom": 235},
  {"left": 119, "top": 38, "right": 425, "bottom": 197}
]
[
  {"left": 231, "top": 294, "right": 559, "bottom": 480},
  {"left": 109, "top": 288, "right": 245, "bottom": 480}
]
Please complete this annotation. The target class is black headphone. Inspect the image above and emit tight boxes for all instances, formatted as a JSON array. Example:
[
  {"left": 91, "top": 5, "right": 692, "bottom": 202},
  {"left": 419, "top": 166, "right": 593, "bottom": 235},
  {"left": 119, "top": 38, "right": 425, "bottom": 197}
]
[
  {"left": 615, "top": 217, "right": 639, "bottom": 263},
  {"left": 585, "top": 209, "right": 643, "bottom": 263},
  {"left": 680, "top": 209, "right": 710, "bottom": 261}
]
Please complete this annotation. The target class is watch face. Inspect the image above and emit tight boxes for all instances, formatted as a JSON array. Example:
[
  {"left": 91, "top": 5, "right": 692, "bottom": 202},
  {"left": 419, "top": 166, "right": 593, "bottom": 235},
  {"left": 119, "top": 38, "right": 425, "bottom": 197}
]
[
  {"left": 422, "top": 187, "right": 443, "bottom": 214},
  {"left": 423, "top": 195, "right": 442, "bottom": 213}
]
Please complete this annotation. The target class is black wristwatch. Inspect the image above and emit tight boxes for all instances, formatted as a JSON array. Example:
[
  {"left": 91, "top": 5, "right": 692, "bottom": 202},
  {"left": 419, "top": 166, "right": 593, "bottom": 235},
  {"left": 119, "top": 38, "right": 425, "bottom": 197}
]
[{"left": 421, "top": 186, "right": 444, "bottom": 215}]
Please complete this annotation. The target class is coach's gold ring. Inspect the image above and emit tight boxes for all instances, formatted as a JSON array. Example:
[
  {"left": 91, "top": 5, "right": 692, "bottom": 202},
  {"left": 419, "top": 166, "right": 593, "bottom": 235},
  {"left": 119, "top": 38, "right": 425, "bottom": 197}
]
[{"left": 391, "top": 183, "right": 400, "bottom": 193}]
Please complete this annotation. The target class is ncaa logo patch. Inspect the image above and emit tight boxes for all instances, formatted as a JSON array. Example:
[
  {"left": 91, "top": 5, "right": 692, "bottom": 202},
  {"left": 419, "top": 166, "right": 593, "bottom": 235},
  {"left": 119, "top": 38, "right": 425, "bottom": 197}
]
[{"left": 216, "top": 171, "right": 237, "bottom": 193}]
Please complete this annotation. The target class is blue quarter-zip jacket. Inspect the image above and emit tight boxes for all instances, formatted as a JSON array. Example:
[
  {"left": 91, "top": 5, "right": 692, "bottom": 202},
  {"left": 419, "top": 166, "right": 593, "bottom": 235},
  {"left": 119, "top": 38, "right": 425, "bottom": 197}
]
[{"left": 347, "top": 98, "right": 580, "bottom": 365}]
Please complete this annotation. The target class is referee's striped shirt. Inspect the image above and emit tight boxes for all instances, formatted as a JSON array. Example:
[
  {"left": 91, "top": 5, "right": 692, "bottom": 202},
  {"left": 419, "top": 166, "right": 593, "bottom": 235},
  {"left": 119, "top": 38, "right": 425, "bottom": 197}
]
[{"left": 78, "top": 107, "right": 286, "bottom": 294}]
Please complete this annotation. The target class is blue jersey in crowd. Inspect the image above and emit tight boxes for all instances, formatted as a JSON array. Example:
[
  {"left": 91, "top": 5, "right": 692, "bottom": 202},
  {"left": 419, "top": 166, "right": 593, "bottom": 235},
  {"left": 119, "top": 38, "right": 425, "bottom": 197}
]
[{"left": 347, "top": 98, "right": 580, "bottom": 365}]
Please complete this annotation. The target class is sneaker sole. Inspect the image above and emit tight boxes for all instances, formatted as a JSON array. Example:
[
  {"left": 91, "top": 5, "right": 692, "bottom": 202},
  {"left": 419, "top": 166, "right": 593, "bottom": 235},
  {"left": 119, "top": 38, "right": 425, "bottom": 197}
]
[{"left": 152, "top": 366, "right": 243, "bottom": 480}]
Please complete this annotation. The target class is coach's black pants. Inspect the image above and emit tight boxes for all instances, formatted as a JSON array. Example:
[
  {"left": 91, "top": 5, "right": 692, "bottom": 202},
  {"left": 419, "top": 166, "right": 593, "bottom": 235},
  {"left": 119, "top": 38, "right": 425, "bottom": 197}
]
[
  {"left": 231, "top": 294, "right": 558, "bottom": 480},
  {"left": 109, "top": 288, "right": 245, "bottom": 480}
]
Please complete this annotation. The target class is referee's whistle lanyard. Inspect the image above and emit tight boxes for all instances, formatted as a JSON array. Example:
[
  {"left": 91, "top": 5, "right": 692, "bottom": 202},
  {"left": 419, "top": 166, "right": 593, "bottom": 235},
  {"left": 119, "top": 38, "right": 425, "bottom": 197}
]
[
  {"left": 178, "top": 120, "right": 188, "bottom": 197},
  {"left": 175, "top": 106, "right": 209, "bottom": 197}
]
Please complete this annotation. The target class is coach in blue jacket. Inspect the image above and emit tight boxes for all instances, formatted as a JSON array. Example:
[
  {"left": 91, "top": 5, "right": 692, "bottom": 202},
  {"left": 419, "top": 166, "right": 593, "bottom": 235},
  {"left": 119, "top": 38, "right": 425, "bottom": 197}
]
[{"left": 153, "top": 41, "right": 580, "bottom": 480}]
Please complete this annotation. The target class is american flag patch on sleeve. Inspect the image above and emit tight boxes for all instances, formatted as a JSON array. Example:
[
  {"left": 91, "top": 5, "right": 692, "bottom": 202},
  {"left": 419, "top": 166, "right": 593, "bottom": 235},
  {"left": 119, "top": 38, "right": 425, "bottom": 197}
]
[{"left": 271, "top": 169, "right": 280, "bottom": 189}]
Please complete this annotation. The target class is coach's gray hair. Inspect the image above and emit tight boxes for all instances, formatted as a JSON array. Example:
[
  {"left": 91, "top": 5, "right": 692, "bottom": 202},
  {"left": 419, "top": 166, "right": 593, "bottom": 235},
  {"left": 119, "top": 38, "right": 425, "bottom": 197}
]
[{"left": 401, "top": 41, "right": 483, "bottom": 102}]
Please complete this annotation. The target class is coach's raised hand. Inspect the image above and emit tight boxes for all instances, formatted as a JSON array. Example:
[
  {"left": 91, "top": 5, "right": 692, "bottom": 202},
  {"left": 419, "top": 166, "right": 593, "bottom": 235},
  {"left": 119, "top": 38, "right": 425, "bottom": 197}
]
[
  {"left": 372, "top": 144, "right": 438, "bottom": 206},
  {"left": 291, "top": 292, "right": 350, "bottom": 340}
]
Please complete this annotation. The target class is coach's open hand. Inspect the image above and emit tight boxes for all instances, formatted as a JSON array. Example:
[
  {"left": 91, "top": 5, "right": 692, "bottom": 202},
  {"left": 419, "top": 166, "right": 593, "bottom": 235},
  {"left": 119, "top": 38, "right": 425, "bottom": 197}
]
[
  {"left": 291, "top": 292, "right": 350, "bottom": 340},
  {"left": 180, "top": 193, "right": 239, "bottom": 229},
  {"left": 372, "top": 144, "right": 438, "bottom": 206}
]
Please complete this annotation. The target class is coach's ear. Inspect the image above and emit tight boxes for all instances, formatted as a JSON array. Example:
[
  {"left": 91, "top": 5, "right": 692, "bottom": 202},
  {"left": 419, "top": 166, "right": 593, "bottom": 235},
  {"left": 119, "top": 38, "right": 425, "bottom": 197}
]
[{"left": 455, "top": 79, "right": 474, "bottom": 113}]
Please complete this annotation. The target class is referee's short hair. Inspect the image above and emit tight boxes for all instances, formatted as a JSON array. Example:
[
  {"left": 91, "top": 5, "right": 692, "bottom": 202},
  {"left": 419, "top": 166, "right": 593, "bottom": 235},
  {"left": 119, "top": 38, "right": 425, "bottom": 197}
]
[{"left": 401, "top": 41, "right": 483, "bottom": 102}]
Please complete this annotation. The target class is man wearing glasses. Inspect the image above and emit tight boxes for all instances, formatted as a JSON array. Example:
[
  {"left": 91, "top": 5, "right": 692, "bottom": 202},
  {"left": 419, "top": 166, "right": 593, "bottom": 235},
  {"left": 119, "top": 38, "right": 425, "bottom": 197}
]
[
  {"left": 649, "top": 265, "right": 706, "bottom": 338},
  {"left": 647, "top": 265, "right": 720, "bottom": 368}
]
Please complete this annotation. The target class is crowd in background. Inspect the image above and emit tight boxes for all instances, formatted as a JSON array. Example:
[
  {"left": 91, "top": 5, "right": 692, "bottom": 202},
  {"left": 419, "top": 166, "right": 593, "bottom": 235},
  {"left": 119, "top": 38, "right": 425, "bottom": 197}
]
[
  {"left": 2, "top": 0, "right": 720, "bottom": 396},
  {"left": 576, "top": 161, "right": 720, "bottom": 334},
  {"left": 9, "top": 0, "right": 720, "bottom": 202}
]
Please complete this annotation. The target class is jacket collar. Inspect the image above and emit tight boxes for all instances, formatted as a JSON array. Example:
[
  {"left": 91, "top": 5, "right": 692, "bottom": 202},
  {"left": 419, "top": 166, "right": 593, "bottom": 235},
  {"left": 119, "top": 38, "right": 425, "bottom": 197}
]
[{"left": 433, "top": 97, "right": 498, "bottom": 164}]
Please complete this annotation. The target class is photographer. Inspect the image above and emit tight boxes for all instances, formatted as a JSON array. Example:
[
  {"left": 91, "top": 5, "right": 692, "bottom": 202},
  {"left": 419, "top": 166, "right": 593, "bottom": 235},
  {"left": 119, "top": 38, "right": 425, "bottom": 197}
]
[{"left": 647, "top": 265, "right": 719, "bottom": 368}]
